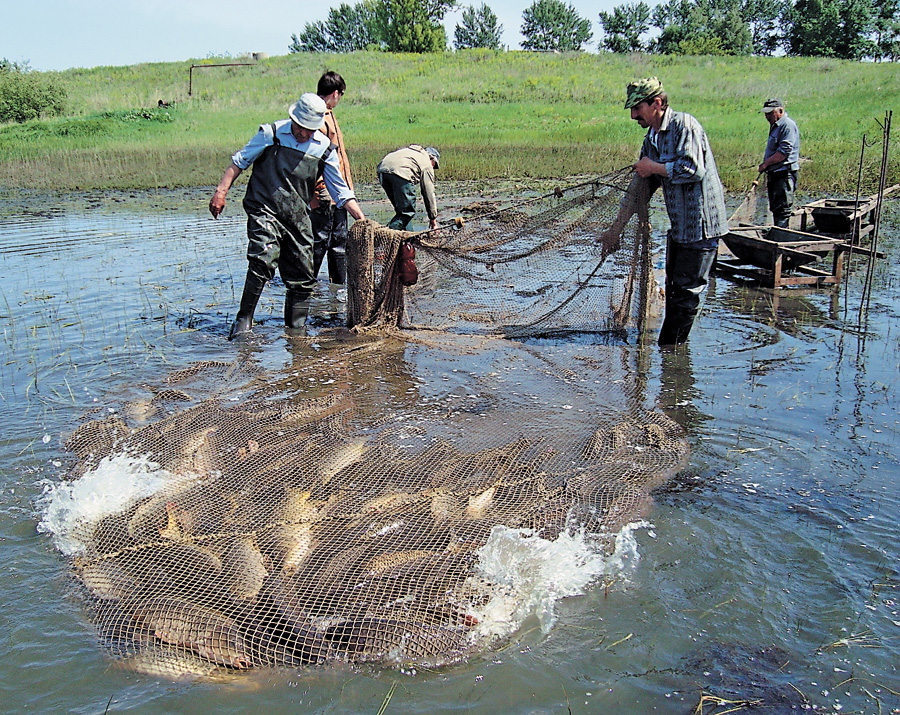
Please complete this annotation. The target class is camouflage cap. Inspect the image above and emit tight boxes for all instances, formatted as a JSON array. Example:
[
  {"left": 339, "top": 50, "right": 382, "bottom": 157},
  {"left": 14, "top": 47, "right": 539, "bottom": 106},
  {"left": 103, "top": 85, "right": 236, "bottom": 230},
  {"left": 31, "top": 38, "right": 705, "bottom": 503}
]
[
  {"left": 624, "top": 77, "right": 663, "bottom": 109},
  {"left": 761, "top": 98, "right": 784, "bottom": 112}
]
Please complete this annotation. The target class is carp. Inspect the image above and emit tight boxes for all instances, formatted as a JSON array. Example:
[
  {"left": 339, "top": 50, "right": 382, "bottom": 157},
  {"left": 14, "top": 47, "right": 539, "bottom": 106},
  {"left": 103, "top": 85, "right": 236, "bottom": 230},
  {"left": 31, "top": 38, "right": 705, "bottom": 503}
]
[
  {"left": 74, "top": 556, "right": 139, "bottom": 601},
  {"left": 261, "top": 523, "right": 315, "bottom": 574},
  {"left": 316, "top": 437, "right": 369, "bottom": 484},
  {"left": 130, "top": 597, "right": 251, "bottom": 669},
  {"left": 123, "top": 642, "right": 229, "bottom": 680},
  {"left": 220, "top": 537, "right": 268, "bottom": 602},
  {"left": 325, "top": 618, "right": 474, "bottom": 663}
]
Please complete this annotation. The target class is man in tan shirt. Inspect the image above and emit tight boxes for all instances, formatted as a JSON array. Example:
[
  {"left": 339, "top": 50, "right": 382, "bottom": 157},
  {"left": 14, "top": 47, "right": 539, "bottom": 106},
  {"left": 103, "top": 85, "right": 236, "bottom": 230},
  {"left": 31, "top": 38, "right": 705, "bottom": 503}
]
[
  {"left": 377, "top": 144, "right": 441, "bottom": 231},
  {"left": 311, "top": 71, "right": 354, "bottom": 285}
]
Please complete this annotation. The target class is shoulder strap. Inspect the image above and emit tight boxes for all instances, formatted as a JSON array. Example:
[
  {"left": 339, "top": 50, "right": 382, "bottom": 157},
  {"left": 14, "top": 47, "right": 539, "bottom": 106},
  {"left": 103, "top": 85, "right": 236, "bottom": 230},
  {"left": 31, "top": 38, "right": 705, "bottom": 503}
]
[
  {"left": 270, "top": 123, "right": 280, "bottom": 146},
  {"left": 317, "top": 143, "right": 336, "bottom": 178}
]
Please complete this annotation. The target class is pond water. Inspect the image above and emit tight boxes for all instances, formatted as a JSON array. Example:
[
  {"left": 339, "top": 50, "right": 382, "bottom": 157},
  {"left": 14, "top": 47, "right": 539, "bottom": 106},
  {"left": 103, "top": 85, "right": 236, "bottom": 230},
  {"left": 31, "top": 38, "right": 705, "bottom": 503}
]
[{"left": 1, "top": 186, "right": 898, "bottom": 714}]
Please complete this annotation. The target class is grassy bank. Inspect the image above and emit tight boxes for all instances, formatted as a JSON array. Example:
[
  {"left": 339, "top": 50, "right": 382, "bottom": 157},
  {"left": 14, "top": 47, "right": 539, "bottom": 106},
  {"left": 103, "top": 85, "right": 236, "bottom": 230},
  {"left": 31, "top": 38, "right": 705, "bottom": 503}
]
[{"left": 0, "top": 51, "right": 897, "bottom": 192}]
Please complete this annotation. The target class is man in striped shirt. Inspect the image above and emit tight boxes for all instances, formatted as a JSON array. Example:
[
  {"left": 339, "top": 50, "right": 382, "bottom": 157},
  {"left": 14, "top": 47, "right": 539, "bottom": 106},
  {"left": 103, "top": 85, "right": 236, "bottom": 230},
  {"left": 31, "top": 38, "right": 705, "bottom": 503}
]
[{"left": 624, "top": 77, "right": 729, "bottom": 346}]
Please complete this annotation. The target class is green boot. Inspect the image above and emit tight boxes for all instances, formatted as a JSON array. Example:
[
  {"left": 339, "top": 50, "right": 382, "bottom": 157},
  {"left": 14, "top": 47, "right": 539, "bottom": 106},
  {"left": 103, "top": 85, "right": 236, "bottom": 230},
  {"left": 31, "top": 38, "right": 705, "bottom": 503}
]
[
  {"left": 284, "top": 289, "right": 311, "bottom": 334},
  {"left": 229, "top": 269, "right": 267, "bottom": 340}
]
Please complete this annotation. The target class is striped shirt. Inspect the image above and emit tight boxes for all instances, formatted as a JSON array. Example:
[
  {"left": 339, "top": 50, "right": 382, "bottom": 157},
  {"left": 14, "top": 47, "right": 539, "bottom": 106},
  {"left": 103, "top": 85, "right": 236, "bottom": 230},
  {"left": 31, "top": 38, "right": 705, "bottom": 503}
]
[{"left": 640, "top": 108, "right": 728, "bottom": 246}]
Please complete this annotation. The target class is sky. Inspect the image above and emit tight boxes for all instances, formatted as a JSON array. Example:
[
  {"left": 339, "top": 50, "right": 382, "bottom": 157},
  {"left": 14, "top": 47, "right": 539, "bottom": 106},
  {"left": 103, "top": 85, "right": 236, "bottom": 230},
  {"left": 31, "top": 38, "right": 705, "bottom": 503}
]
[{"left": 1, "top": 0, "right": 624, "bottom": 72}]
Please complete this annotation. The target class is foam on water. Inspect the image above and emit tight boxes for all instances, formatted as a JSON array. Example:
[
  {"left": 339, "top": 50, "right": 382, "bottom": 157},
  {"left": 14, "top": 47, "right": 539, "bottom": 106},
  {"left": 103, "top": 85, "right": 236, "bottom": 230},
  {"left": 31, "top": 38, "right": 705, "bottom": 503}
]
[
  {"left": 37, "top": 453, "right": 195, "bottom": 557},
  {"left": 471, "top": 522, "right": 646, "bottom": 640}
]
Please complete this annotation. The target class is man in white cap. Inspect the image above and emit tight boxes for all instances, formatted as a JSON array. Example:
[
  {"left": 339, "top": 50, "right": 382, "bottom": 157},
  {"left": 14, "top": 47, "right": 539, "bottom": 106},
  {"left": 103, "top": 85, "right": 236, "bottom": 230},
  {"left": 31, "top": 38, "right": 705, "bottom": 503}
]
[
  {"left": 376, "top": 144, "right": 441, "bottom": 230},
  {"left": 757, "top": 98, "right": 800, "bottom": 228},
  {"left": 209, "top": 92, "right": 365, "bottom": 338}
]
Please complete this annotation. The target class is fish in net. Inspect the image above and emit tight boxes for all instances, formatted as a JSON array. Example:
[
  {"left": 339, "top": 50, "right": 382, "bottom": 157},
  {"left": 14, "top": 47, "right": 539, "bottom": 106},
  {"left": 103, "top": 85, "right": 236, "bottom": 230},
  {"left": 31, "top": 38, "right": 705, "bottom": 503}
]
[{"left": 57, "top": 170, "right": 689, "bottom": 679}]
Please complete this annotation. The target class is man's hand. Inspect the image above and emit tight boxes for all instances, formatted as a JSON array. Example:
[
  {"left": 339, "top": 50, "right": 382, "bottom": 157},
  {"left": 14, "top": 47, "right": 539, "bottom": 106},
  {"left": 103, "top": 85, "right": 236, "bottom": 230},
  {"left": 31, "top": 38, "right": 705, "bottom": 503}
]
[
  {"left": 429, "top": 217, "right": 439, "bottom": 230},
  {"left": 634, "top": 157, "right": 665, "bottom": 179},
  {"left": 209, "top": 164, "right": 242, "bottom": 219},
  {"left": 209, "top": 191, "right": 226, "bottom": 219},
  {"left": 597, "top": 228, "right": 621, "bottom": 254}
]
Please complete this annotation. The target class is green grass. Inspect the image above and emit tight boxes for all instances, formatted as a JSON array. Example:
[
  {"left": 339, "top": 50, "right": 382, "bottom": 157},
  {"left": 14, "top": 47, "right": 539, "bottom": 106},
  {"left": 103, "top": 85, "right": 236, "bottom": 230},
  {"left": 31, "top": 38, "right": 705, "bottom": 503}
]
[{"left": 0, "top": 50, "right": 897, "bottom": 192}]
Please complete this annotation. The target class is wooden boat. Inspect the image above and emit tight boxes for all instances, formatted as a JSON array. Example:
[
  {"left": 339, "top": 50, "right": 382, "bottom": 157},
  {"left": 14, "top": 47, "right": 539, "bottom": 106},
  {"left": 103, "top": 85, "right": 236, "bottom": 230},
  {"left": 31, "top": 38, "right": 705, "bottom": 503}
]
[{"left": 722, "top": 226, "right": 832, "bottom": 273}]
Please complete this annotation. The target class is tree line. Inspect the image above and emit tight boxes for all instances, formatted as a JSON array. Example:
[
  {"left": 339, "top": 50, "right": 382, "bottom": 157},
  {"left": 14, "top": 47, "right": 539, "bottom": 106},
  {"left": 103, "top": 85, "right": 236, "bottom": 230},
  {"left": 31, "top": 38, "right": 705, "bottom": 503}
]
[{"left": 290, "top": 0, "right": 900, "bottom": 60}]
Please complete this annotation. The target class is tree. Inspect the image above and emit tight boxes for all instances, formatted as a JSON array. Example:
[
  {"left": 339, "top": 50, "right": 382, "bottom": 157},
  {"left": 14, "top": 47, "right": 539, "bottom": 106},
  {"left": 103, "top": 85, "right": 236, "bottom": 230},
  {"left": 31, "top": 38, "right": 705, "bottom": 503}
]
[
  {"left": 786, "top": 0, "right": 875, "bottom": 58},
  {"left": 786, "top": 0, "right": 840, "bottom": 55},
  {"left": 834, "top": 0, "right": 877, "bottom": 59},
  {"left": 455, "top": 4, "right": 504, "bottom": 49},
  {"left": 871, "top": 0, "right": 900, "bottom": 59},
  {"left": 740, "top": 0, "right": 789, "bottom": 55},
  {"left": 376, "top": 0, "right": 457, "bottom": 52},
  {"left": 520, "top": 0, "right": 593, "bottom": 51},
  {"left": 598, "top": 2, "right": 652, "bottom": 53},
  {"left": 651, "top": 0, "right": 751, "bottom": 55},
  {"left": 289, "top": 1, "right": 380, "bottom": 52}
]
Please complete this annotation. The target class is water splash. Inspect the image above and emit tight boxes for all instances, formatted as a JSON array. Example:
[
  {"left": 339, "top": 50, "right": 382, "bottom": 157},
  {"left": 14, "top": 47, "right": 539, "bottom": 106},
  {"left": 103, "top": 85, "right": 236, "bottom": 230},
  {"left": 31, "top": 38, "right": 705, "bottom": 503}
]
[
  {"left": 472, "top": 522, "right": 647, "bottom": 639},
  {"left": 37, "top": 453, "right": 193, "bottom": 557}
]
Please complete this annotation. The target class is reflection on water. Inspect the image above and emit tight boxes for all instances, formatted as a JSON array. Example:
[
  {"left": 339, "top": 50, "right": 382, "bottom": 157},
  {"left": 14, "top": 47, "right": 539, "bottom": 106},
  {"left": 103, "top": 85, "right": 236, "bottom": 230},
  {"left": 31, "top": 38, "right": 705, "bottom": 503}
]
[
  {"left": 1, "top": 190, "right": 898, "bottom": 714},
  {"left": 656, "top": 345, "right": 713, "bottom": 436}
]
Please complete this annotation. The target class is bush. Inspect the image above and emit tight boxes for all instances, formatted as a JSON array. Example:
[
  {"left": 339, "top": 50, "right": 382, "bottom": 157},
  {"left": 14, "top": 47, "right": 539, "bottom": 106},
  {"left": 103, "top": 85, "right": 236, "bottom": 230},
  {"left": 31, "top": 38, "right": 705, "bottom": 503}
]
[{"left": 0, "top": 65, "right": 67, "bottom": 124}]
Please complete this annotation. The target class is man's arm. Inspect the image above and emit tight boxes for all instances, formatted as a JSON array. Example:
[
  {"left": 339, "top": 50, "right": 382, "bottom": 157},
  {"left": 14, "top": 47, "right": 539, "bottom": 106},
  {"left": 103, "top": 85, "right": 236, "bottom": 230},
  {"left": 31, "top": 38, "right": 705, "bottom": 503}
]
[
  {"left": 321, "top": 149, "right": 365, "bottom": 221},
  {"left": 597, "top": 173, "right": 652, "bottom": 252},
  {"left": 419, "top": 168, "right": 439, "bottom": 230},
  {"left": 633, "top": 156, "right": 668, "bottom": 179},
  {"left": 758, "top": 151, "right": 786, "bottom": 173},
  {"left": 342, "top": 198, "right": 365, "bottom": 221},
  {"left": 209, "top": 163, "right": 243, "bottom": 218},
  {"left": 661, "top": 114, "right": 707, "bottom": 185}
]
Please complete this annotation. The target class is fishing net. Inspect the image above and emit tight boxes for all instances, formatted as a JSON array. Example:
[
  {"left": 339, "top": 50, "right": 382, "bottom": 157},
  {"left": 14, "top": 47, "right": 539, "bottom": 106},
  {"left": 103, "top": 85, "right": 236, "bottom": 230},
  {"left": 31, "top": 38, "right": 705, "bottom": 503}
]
[
  {"left": 347, "top": 167, "right": 656, "bottom": 338},
  {"left": 60, "top": 169, "right": 690, "bottom": 679}
]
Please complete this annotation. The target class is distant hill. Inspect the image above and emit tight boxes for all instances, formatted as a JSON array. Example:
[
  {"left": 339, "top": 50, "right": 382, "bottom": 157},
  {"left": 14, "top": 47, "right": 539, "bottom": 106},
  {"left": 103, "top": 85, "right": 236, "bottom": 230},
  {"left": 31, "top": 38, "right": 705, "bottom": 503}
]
[{"left": 0, "top": 50, "right": 896, "bottom": 191}]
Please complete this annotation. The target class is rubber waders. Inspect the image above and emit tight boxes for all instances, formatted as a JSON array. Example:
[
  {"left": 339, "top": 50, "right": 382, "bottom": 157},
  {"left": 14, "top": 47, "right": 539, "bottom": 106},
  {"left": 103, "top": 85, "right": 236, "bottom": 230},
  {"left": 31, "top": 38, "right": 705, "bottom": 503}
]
[
  {"left": 229, "top": 270, "right": 267, "bottom": 341},
  {"left": 284, "top": 290, "right": 311, "bottom": 335}
]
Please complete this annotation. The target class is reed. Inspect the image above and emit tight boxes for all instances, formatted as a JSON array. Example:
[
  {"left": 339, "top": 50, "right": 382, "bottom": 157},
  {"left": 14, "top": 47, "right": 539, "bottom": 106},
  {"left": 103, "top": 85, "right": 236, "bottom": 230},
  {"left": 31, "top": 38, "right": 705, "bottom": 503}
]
[{"left": 0, "top": 51, "right": 897, "bottom": 192}]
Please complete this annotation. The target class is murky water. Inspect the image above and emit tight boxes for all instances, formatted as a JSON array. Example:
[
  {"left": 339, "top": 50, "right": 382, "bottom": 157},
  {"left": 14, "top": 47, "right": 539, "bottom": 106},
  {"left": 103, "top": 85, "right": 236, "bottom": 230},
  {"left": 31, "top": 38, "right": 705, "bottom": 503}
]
[{"left": 1, "top": 188, "right": 898, "bottom": 714}]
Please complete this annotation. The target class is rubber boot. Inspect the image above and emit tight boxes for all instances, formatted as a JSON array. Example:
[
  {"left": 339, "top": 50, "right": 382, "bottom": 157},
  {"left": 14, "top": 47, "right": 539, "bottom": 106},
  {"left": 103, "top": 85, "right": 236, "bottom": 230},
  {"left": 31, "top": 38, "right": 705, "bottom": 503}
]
[
  {"left": 284, "top": 289, "right": 311, "bottom": 335},
  {"left": 328, "top": 253, "right": 347, "bottom": 285},
  {"left": 229, "top": 270, "right": 267, "bottom": 341}
]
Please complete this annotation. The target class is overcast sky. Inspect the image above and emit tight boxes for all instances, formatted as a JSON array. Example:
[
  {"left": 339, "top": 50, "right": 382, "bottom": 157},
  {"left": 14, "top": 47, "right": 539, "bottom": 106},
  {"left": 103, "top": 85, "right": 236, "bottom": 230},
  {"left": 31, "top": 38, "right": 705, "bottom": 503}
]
[{"left": 2, "top": 0, "right": 628, "bottom": 72}]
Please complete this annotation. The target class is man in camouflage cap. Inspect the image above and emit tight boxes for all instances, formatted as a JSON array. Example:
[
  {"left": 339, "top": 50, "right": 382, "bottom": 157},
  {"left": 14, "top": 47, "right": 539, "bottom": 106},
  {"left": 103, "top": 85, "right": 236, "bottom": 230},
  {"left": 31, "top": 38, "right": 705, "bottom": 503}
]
[
  {"left": 624, "top": 76, "right": 664, "bottom": 109},
  {"left": 609, "top": 76, "right": 728, "bottom": 346}
]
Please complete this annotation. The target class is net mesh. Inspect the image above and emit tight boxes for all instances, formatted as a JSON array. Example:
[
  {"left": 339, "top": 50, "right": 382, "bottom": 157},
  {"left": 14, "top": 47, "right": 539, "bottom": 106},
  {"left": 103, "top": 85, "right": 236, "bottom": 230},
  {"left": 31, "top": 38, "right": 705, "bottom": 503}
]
[
  {"left": 347, "top": 168, "right": 655, "bottom": 338},
  {"left": 62, "top": 170, "right": 689, "bottom": 679}
]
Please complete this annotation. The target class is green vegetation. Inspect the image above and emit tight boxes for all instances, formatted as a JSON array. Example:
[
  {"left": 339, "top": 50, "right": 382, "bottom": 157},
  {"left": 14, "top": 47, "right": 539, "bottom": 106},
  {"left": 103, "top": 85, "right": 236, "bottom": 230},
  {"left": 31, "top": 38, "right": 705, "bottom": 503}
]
[
  {"left": 0, "top": 50, "right": 896, "bottom": 192},
  {"left": 0, "top": 60, "right": 67, "bottom": 123}
]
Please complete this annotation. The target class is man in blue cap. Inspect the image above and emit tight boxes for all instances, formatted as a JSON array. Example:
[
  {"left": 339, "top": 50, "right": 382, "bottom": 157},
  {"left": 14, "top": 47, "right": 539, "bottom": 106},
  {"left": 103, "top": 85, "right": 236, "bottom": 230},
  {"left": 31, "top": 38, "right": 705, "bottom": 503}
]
[
  {"left": 209, "top": 93, "right": 365, "bottom": 339},
  {"left": 757, "top": 98, "right": 800, "bottom": 229}
]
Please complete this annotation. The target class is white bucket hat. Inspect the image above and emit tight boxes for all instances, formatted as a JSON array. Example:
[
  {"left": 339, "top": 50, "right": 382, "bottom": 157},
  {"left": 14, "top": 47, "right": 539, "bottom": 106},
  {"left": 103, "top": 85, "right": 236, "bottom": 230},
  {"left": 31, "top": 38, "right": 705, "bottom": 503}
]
[{"left": 288, "top": 93, "right": 327, "bottom": 130}]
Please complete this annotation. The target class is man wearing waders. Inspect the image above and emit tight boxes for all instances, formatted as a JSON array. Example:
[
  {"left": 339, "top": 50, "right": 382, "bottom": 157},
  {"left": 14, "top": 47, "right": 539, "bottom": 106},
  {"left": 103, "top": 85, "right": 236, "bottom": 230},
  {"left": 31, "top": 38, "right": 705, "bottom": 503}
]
[
  {"left": 209, "top": 93, "right": 365, "bottom": 339},
  {"left": 603, "top": 77, "right": 728, "bottom": 346},
  {"left": 310, "top": 71, "right": 354, "bottom": 286},
  {"left": 377, "top": 145, "right": 441, "bottom": 231}
]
